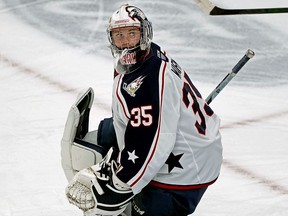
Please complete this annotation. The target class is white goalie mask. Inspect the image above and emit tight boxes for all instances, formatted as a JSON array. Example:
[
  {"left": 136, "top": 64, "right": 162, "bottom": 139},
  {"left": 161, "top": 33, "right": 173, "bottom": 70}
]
[{"left": 107, "top": 4, "right": 153, "bottom": 74}]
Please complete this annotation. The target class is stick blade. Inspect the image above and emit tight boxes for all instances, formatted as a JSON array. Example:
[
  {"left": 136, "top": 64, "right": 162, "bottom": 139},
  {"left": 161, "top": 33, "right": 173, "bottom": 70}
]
[
  {"left": 211, "top": 7, "right": 288, "bottom": 15},
  {"left": 193, "top": 0, "right": 215, "bottom": 14},
  {"left": 193, "top": 0, "right": 288, "bottom": 15}
]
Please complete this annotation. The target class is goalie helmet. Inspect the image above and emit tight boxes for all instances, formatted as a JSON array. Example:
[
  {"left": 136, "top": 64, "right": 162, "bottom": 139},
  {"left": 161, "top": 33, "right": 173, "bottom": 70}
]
[{"left": 107, "top": 4, "right": 153, "bottom": 74}]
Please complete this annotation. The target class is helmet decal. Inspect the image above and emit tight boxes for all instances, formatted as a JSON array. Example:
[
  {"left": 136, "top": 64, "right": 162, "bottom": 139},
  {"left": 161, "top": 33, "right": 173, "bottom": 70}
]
[{"left": 126, "top": 6, "right": 145, "bottom": 22}]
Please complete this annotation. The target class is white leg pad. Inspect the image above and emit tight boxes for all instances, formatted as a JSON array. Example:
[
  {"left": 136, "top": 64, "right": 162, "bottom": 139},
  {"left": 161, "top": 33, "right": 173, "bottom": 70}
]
[{"left": 61, "top": 88, "right": 104, "bottom": 182}]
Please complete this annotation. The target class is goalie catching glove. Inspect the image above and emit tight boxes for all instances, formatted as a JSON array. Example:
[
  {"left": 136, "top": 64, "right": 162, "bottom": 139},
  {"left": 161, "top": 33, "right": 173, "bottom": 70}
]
[{"left": 65, "top": 147, "right": 134, "bottom": 216}]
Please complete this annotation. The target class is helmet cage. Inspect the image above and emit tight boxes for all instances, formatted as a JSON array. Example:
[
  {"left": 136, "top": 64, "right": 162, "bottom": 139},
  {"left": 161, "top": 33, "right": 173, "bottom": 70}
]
[{"left": 107, "top": 5, "right": 153, "bottom": 55}]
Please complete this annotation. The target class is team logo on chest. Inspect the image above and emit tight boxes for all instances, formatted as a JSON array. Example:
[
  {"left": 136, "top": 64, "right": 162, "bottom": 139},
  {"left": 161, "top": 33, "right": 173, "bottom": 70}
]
[{"left": 123, "top": 76, "right": 145, "bottom": 97}]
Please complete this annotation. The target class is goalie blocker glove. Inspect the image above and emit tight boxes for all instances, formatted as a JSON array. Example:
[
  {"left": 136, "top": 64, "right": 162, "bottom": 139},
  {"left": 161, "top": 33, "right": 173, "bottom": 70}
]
[{"left": 66, "top": 147, "right": 134, "bottom": 216}]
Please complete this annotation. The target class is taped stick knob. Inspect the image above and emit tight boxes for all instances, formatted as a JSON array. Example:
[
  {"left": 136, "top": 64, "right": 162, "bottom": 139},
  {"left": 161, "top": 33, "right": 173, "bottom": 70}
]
[{"left": 246, "top": 49, "right": 255, "bottom": 59}]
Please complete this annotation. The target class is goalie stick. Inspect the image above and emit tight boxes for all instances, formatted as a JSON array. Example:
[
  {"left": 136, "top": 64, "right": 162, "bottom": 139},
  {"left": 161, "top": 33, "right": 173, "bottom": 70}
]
[
  {"left": 194, "top": 0, "right": 288, "bottom": 15},
  {"left": 205, "top": 49, "right": 255, "bottom": 104}
]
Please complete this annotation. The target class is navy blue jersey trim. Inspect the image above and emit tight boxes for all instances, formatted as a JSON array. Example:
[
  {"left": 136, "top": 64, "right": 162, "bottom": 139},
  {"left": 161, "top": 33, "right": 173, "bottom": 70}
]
[{"left": 149, "top": 177, "right": 218, "bottom": 190}]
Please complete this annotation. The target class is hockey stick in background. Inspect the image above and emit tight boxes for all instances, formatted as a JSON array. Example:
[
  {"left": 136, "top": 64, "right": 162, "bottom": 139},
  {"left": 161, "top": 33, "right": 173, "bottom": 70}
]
[
  {"left": 194, "top": 0, "right": 288, "bottom": 15},
  {"left": 205, "top": 49, "right": 255, "bottom": 104}
]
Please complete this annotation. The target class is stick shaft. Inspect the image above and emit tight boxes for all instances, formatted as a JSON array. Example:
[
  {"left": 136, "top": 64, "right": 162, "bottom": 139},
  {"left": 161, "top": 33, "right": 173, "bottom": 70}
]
[{"left": 205, "top": 49, "right": 255, "bottom": 104}]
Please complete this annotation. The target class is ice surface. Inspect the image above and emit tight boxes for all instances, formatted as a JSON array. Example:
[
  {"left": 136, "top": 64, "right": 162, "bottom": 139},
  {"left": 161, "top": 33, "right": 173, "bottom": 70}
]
[{"left": 0, "top": 1, "right": 287, "bottom": 215}]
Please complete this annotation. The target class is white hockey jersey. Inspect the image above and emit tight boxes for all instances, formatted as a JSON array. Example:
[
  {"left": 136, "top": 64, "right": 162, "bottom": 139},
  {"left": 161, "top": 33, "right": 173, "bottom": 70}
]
[{"left": 112, "top": 43, "right": 223, "bottom": 194}]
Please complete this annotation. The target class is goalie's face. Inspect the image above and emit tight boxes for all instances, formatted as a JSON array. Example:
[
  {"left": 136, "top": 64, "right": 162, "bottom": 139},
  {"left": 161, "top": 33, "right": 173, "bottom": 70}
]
[{"left": 111, "top": 27, "right": 141, "bottom": 50}]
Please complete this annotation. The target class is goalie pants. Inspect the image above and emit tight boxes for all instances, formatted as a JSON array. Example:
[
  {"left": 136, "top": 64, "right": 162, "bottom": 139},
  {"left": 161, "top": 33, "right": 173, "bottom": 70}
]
[{"left": 131, "top": 184, "right": 207, "bottom": 216}]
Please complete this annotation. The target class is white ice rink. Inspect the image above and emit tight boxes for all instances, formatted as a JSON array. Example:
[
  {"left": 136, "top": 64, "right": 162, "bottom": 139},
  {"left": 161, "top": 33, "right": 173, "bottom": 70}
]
[{"left": 0, "top": 1, "right": 288, "bottom": 215}]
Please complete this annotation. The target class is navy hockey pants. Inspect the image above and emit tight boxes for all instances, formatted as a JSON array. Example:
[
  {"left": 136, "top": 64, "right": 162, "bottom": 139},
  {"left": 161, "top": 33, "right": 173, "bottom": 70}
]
[{"left": 131, "top": 184, "right": 207, "bottom": 216}]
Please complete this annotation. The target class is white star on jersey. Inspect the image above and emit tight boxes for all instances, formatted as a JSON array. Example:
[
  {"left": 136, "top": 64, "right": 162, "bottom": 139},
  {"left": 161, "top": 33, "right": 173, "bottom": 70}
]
[{"left": 128, "top": 150, "right": 139, "bottom": 163}]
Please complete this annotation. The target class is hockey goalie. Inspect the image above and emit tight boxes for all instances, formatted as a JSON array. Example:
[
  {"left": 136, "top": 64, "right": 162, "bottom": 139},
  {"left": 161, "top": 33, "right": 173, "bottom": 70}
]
[{"left": 61, "top": 4, "right": 222, "bottom": 216}]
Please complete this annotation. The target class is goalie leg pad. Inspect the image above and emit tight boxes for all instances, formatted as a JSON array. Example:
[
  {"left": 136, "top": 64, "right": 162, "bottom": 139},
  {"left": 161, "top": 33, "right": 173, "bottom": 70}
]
[
  {"left": 61, "top": 87, "right": 119, "bottom": 182},
  {"left": 71, "top": 132, "right": 104, "bottom": 172},
  {"left": 61, "top": 88, "right": 105, "bottom": 181}
]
